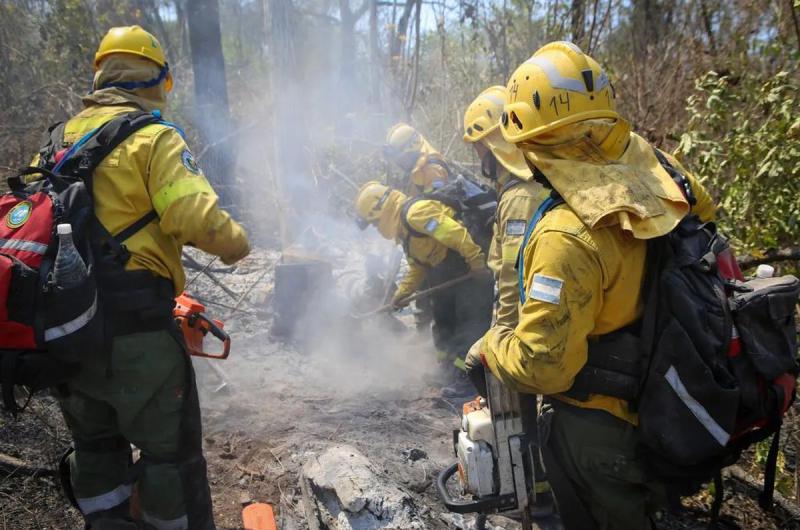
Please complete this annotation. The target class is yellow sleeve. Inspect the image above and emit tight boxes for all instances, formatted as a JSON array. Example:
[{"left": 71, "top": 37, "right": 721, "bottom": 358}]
[
  {"left": 394, "top": 258, "right": 427, "bottom": 300},
  {"left": 663, "top": 152, "right": 716, "bottom": 222},
  {"left": 482, "top": 228, "right": 603, "bottom": 395},
  {"left": 493, "top": 191, "right": 543, "bottom": 328},
  {"left": 147, "top": 129, "right": 250, "bottom": 265},
  {"left": 406, "top": 201, "right": 485, "bottom": 269}
]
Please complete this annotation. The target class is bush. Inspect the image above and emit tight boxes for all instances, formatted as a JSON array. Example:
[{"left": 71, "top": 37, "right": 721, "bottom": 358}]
[{"left": 677, "top": 70, "right": 800, "bottom": 254}]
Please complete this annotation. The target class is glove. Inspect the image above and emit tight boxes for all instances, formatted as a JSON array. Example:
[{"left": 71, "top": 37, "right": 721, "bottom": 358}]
[
  {"left": 391, "top": 291, "right": 411, "bottom": 310},
  {"left": 468, "top": 262, "right": 492, "bottom": 280},
  {"left": 464, "top": 338, "right": 488, "bottom": 397}
]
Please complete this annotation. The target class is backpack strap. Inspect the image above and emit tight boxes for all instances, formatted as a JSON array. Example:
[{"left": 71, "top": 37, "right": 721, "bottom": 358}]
[
  {"left": 424, "top": 154, "right": 453, "bottom": 180},
  {"left": 53, "top": 111, "right": 161, "bottom": 181},
  {"left": 499, "top": 177, "right": 522, "bottom": 198},
  {"left": 517, "top": 193, "right": 564, "bottom": 304},
  {"left": 50, "top": 111, "right": 170, "bottom": 262},
  {"left": 653, "top": 148, "right": 697, "bottom": 206},
  {"left": 37, "top": 122, "right": 67, "bottom": 168},
  {"left": 399, "top": 197, "right": 428, "bottom": 242}
]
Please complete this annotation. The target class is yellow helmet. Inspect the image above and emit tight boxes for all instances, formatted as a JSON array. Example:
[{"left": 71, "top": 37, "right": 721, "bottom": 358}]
[
  {"left": 463, "top": 86, "right": 506, "bottom": 142},
  {"left": 501, "top": 41, "right": 618, "bottom": 144},
  {"left": 354, "top": 181, "right": 392, "bottom": 229},
  {"left": 94, "top": 26, "right": 173, "bottom": 92},
  {"left": 464, "top": 86, "right": 531, "bottom": 179},
  {"left": 95, "top": 26, "right": 167, "bottom": 69},
  {"left": 384, "top": 123, "right": 423, "bottom": 159}
]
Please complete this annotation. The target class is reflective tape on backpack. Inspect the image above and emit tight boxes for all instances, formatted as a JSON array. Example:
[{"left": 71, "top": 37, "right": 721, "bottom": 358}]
[
  {"left": 44, "top": 293, "right": 98, "bottom": 342},
  {"left": 0, "top": 238, "right": 48, "bottom": 255},
  {"left": 664, "top": 365, "right": 731, "bottom": 447}
]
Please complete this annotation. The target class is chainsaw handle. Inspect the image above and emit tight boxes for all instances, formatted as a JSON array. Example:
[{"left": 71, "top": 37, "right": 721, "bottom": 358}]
[
  {"left": 436, "top": 463, "right": 515, "bottom": 514},
  {"left": 192, "top": 314, "right": 231, "bottom": 360}
]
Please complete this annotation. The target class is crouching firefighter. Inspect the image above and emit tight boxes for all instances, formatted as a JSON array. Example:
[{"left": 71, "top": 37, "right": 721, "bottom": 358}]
[
  {"left": 354, "top": 182, "right": 493, "bottom": 381},
  {"left": 466, "top": 42, "right": 716, "bottom": 529},
  {"left": 30, "top": 26, "right": 250, "bottom": 530}
]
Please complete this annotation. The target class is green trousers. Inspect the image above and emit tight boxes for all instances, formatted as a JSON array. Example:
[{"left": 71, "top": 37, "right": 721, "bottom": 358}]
[
  {"left": 57, "top": 329, "right": 205, "bottom": 530},
  {"left": 544, "top": 403, "right": 665, "bottom": 530}
]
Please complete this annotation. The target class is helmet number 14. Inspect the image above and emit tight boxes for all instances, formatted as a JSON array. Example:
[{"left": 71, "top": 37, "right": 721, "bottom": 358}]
[{"left": 549, "top": 92, "right": 571, "bottom": 117}]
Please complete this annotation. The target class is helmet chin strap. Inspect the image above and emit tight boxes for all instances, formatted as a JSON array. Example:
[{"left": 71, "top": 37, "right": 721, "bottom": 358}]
[{"left": 481, "top": 152, "right": 498, "bottom": 180}]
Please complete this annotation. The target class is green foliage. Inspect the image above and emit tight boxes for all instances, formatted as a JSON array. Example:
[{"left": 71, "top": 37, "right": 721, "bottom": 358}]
[
  {"left": 754, "top": 438, "right": 794, "bottom": 498},
  {"left": 677, "top": 70, "right": 800, "bottom": 253}
]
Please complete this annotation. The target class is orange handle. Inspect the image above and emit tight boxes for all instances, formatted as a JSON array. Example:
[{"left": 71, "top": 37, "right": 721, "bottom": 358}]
[
  {"left": 242, "top": 503, "right": 277, "bottom": 530},
  {"left": 190, "top": 314, "right": 231, "bottom": 359}
]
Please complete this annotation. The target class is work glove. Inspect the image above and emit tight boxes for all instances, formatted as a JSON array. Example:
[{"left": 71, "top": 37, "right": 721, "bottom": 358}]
[
  {"left": 464, "top": 338, "right": 488, "bottom": 397},
  {"left": 468, "top": 262, "right": 493, "bottom": 281},
  {"left": 391, "top": 291, "right": 411, "bottom": 310}
]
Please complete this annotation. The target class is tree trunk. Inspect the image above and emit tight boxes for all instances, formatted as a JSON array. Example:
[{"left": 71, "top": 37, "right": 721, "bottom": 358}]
[
  {"left": 368, "top": 0, "right": 380, "bottom": 103},
  {"left": 570, "top": 0, "right": 586, "bottom": 47},
  {"left": 186, "top": 0, "right": 237, "bottom": 212},
  {"left": 270, "top": 0, "right": 313, "bottom": 246}
]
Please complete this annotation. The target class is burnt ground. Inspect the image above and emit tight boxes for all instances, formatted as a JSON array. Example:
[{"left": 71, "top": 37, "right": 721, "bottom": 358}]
[{"left": 1, "top": 248, "right": 799, "bottom": 530}]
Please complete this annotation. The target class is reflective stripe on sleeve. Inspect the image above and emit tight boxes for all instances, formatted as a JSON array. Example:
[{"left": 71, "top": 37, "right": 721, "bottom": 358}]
[
  {"left": 76, "top": 483, "right": 132, "bottom": 515},
  {"left": 44, "top": 293, "right": 98, "bottom": 342},
  {"left": 664, "top": 365, "right": 730, "bottom": 446},
  {"left": 152, "top": 178, "right": 216, "bottom": 215},
  {"left": 141, "top": 511, "right": 189, "bottom": 530},
  {"left": 0, "top": 238, "right": 48, "bottom": 255}
]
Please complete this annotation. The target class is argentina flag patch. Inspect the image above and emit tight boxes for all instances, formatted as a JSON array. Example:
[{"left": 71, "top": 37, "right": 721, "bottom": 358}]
[
  {"left": 529, "top": 274, "right": 563, "bottom": 305},
  {"left": 424, "top": 219, "right": 439, "bottom": 233}
]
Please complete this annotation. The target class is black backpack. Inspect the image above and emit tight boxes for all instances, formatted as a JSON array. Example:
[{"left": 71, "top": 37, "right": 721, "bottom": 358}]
[
  {"left": 518, "top": 156, "right": 799, "bottom": 517},
  {"left": 400, "top": 174, "right": 497, "bottom": 253},
  {"left": 0, "top": 111, "right": 165, "bottom": 413}
]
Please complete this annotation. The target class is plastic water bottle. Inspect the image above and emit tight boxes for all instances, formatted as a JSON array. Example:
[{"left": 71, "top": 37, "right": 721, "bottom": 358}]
[
  {"left": 755, "top": 264, "right": 775, "bottom": 279},
  {"left": 52, "top": 223, "right": 88, "bottom": 289}
]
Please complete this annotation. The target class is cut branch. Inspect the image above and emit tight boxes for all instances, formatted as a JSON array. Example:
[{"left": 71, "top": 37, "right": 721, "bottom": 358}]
[{"left": 737, "top": 247, "right": 800, "bottom": 269}]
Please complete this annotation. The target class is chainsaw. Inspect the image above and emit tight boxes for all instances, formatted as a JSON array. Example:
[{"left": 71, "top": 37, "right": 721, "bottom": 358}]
[
  {"left": 173, "top": 292, "right": 231, "bottom": 359},
  {"left": 437, "top": 371, "right": 558, "bottom": 530}
]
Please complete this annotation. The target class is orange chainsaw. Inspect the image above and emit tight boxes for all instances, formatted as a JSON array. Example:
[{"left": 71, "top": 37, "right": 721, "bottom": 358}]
[{"left": 173, "top": 292, "right": 231, "bottom": 359}]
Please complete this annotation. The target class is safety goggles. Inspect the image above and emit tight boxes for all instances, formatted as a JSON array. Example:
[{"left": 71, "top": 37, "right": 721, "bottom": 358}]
[{"left": 356, "top": 188, "right": 391, "bottom": 230}]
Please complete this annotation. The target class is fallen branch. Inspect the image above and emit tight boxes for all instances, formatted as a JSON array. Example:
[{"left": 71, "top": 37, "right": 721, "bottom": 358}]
[
  {"left": 738, "top": 247, "right": 800, "bottom": 270},
  {"left": 725, "top": 465, "right": 800, "bottom": 519},
  {"left": 191, "top": 294, "right": 258, "bottom": 316},
  {"left": 0, "top": 452, "right": 56, "bottom": 477},
  {"left": 181, "top": 252, "right": 239, "bottom": 300},
  {"left": 224, "top": 267, "right": 271, "bottom": 319}
]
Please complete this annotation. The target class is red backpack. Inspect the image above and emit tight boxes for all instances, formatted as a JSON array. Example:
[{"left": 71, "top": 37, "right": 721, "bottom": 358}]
[{"left": 0, "top": 111, "right": 162, "bottom": 412}]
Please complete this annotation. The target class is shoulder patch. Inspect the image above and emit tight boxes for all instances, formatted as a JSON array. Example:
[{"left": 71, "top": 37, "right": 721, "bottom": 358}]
[
  {"left": 529, "top": 274, "right": 563, "bottom": 305},
  {"left": 181, "top": 149, "right": 201, "bottom": 175},
  {"left": 506, "top": 219, "right": 526, "bottom": 236},
  {"left": 6, "top": 201, "right": 33, "bottom": 229},
  {"left": 424, "top": 219, "right": 440, "bottom": 233}
]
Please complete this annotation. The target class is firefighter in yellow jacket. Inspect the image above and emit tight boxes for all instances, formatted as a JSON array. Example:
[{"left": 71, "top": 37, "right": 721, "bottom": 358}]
[
  {"left": 466, "top": 42, "right": 716, "bottom": 529},
  {"left": 355, "top": 182, "right": 493, "bottom": 373},
  {"left": 463, "top": 86, "right": 548, "bottom": 329},
  {"left": 38, "top": 26, "right": 249, "bottom": 530},
  {"left": 383, "top": 123, "right": 450, "bottom": 195}
]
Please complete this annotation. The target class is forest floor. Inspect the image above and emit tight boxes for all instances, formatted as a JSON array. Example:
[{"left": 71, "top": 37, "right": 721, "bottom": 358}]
[{"left": 0, "top": 247, "right": 798, "bottom": 530}]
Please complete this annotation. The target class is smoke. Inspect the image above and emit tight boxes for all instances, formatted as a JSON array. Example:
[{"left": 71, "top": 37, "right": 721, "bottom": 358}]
[{"left": 187, "top": 3, "right": 449, "bottom": 422}]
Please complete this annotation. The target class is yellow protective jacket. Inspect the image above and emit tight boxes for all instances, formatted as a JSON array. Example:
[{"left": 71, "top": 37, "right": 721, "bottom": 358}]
[
  {"left": 482, "top": 133, "right": 716, "bottom": 425},
  {"left": 54, "top": 103, "right": 249, "bottom": 294},
  {"left": 488, "top": 176, "right": 547, "bottom": 328},
  {"left": 407, "top": 138, "right": 450, "bottom": 195},
  {"left": 394, "top": 199, "right": 485, "bottom": 299}
]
